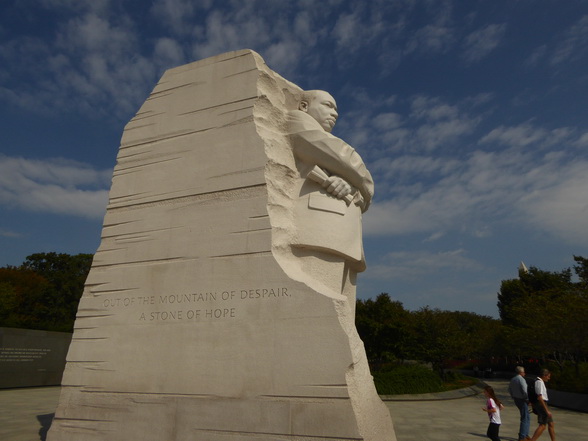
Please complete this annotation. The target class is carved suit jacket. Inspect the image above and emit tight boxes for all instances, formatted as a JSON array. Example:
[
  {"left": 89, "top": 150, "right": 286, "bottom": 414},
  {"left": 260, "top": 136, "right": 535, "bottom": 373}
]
[{"left": 286, "top": 110, "right": 374, "bottom": 272}]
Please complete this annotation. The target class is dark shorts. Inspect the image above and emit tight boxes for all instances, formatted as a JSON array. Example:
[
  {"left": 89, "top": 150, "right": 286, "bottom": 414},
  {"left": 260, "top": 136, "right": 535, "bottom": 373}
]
[{"left": 534, "top": 404, "right": 553, "bottom": 425}]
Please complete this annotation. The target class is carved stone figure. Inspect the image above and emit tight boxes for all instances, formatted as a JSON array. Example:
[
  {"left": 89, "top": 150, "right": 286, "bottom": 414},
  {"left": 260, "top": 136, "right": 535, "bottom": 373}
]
[
  {"left": 47, "top": 50, "right": 396, "bottom": 441},
  {"left": 283, "top": 90, "right": 373, "bottom": 310},
  {"left": 288, "top": 90, "right": 373, "bottom": 265}
]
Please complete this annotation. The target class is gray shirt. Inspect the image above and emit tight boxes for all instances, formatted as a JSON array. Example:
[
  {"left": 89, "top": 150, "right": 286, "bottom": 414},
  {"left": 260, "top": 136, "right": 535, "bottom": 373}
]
[{"left": 509, "top": 374, "right": 528, "bottom": 400}]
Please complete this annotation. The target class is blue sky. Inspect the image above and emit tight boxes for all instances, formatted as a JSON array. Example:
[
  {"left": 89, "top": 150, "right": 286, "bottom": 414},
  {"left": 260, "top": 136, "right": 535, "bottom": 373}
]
[{"left": 1, "top": 0, "right": 587, "bottom": 318}]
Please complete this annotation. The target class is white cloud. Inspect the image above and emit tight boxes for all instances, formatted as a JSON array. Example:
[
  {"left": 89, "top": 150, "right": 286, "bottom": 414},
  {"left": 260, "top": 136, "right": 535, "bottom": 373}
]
[
  {"left": 479, "top": 122, "right": 575, "bottom": 149},
  {"left": 39, "top": 0, "right": 111, "bottom": 14},
  {"left": 2, "top": 0, "right": 463, "bottom": 121},
  {"left": 0, "top": 229, "right": 23, "bottom": 238},
  {"left": 0, "top": 155, "right": 111, "bottom": 219},
  {"left": 363, "top": 118, "right": 588, "bottom": 247},
  {"left": 518, "top": 160, "right": 588, "bottom": 245},
  {"left": 332, "top": 12, "right": 362, "bottom": 50},
  {"left": 191, "top": 9, "right": 271, "bottom": 62},
  {"left": 150, "top": 0, "right": 200, "bottom": 36},
  {"left": 371, "top": 155, "right": 460, "bottom": 183},
  {"left": 551, "top": 15, "right": 588, "bottom": 65},
  {"left": 337, "top": 93, "right": 482, "bottom": 156},
  {"left": 0, "top": 5, "right": 157, "bottom": 119},
  {"left": 461, "top": 23, "right": 506, "bottom": 63},
  {"left": 415, "top": 117, "right": 478, "bottom": 151},
  {"left": 154, "top": 37, "right": 186, "bottom": 68},
  {"left": 389, "top": 95, "right": 480, "bottom": 152},
  {"left": 411, "top": 96, "right": 459, "bottom": 120},
  {"left": 372, "top": 112, "right": 404, "bottom": 130},
  {"left": 405, "top": 24, "right": 455, "bottom": 55},
  {"left": 524, "top": 44, "right": 547, "bottom": 67},
  {"left": 524, "top": 15, "right": 588, "bottom": 68},
  {"left": 365, "top": 249, "right": 482, "bottom": 281},
  {"left": 575, "top": 132, "right": 588, "bottom": 147}
]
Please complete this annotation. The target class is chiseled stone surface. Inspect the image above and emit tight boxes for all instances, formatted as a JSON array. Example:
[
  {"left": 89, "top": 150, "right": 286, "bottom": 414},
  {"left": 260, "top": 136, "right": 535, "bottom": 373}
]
[{"left": 47, "top": 49, "right": 396, "bottom": 441}]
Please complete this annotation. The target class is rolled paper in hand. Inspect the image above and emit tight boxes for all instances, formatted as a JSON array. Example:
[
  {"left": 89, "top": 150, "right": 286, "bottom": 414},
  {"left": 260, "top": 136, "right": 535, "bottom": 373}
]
[{"left": 307, "top": 165, "right": 355, "bottom": 205}]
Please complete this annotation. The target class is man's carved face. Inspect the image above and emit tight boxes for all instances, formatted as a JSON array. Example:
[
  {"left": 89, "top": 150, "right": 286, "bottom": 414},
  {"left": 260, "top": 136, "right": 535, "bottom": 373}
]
[{"left": 300, "top": 90, "right": 338, "bottom": 133}]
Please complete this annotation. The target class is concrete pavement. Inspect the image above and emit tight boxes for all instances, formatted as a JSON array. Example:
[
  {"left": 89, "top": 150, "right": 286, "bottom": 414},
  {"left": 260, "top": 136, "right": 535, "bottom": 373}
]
[
  {"left": 1, "top": 380, "right": 586, "bottom": 440},
  {"left": 386, "top": 380, "right": 587, "bottom": 441}
]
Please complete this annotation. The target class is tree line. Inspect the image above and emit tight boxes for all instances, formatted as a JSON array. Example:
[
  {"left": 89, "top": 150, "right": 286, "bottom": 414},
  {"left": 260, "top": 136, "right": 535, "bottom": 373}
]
[
  {"left": 356, "top": 255, "right": 588, "bottom": 392},
  {"left": 356, "top": 293, "right": 502, "bottom": 376}
]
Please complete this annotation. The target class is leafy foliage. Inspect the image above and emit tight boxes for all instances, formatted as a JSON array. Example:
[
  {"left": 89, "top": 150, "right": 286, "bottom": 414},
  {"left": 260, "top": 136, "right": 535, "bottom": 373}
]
[
  {"left": 355, "top": 293, "right": 410, "bottom": 362},
  {"left": 544, "top": 361, "right": 588, "bottom": 394},
  {"left": 357, "top": 256, "right": 588, "bottom": 394},
  {"left": 0, "top": 268, "right": 51, "bottom": 329},
  {"left": 0, "top": 252, "right": 93, "bottom": 332},
  {"left": 356, "top": 293, "right": 503, "bottom": 378},
  {"left": 373, "top": 363, "right": 443, "bottom": 395},
  {"left": 497, "top": 266, "right": 573, "bottom": 326},
  {"left": 373, "top": 363, "right": 477, "bottom": 395},
  {"left": 497, "top": 256, "right": 588, "bottom": 370}
]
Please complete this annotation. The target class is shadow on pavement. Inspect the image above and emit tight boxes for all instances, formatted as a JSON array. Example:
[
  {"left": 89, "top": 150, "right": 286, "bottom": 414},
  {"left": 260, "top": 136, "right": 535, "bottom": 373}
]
[
  {"left": 37, "top": 413, "right": 54, "bottom": 441},
  {"left": 468, "top": 432, "right": 517, "bottom": 441}
]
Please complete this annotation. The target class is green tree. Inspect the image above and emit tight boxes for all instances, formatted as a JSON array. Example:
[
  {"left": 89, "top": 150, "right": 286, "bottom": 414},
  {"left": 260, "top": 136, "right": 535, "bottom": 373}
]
[
  {"left": 0, "top": 267, "right": 52, "bottom": 329},
  {"left": 356, "top": 293, "right": 410, "bottom": 362},
  {"left": 406, "top": 307, "right": 466, "bottom": 377},
  {"left": 497, "top": 256, "right": 588, "bottom": 370},
  {"left": 573, "top": 255, "right": 588, "bottom": 288},
  {"left": 20, "top": 252, "right": 93, "bottom": 329},
  {"left": 497, "top": 266, "right": 573, "bottom": 326},
  {"left": 511, "top": 291, "right": 587, "bottom": 367},
  {"left": 0, "top": 252, "right": 93, "bottom": 331},
  {"left": 449, "top": 311, "right": 503, "bottom": 360}
]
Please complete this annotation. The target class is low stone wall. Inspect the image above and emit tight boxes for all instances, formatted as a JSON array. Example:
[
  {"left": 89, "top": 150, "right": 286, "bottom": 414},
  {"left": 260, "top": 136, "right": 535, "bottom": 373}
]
[
  {"left": 0, "top": 327, "right": 72, "bottom": 388},
  {"left": 548, "top": 388, "right": 588, "bottom": 413}
]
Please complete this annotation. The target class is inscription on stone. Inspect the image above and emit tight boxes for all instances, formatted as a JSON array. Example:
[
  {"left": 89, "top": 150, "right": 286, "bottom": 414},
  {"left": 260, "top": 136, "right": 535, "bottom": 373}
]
[
  {"left": 102, "top": 287, "right": 290, "bottom": 322},
  {"left": 0, "top": 348, "right": 52, "bottom": 362}
]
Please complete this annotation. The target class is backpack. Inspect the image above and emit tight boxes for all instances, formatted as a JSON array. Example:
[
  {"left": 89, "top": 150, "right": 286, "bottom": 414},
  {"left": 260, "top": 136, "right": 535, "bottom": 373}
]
[{"left": 526, "top": 377, "right": 538, "bottom": 403}]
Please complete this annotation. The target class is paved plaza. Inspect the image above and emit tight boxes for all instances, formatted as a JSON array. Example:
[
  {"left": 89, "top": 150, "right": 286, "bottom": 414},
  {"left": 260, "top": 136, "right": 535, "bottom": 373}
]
[
  {"left": 386, "top": 380, "right": 587, "bottom": 441},
  {"left": 1, "top": 380, "right": 586, "bottom": 441}
]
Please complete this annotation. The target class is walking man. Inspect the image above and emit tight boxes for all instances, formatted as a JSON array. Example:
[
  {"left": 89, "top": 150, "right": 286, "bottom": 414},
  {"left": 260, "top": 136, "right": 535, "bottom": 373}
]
[
  {"left": 530, "top": 369, "right": 556, "bottom": 441},
  {"left": 509, "top": 366, "right": 530, "bottom": 441}
]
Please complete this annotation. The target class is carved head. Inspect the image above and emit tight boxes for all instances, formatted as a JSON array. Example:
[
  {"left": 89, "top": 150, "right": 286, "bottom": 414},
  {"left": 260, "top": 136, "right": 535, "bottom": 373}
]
[{"left": 299, "top": 90, "right": 338, "bottom": 133}]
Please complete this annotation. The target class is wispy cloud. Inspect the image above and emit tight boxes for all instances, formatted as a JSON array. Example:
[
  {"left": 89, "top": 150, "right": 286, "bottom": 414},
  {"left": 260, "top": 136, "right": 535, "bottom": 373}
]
[
  {"left": 518, "top": 160, "right": 588, "bottom": 244},
  {"left": 366, "top": 249, "right": 482, "bottom": 281},
  {"left": 150, "top": 0, "right": 207, "bottom": 36},
  {"left": 0, "top": 5, "right": 157, "bottom": 119},
  {"left": 336, "top": 93, "right": 483, "bottom": 161},
  {"left": 404, "top": 0, "right": 455, "bottom": 56},
  {"left": 0, "top": 0, "right": 469, "bottom": 123},
  {"left": 525, "top": 15, "right": 588, "bottom": 68},
  {"left": 551, "top": 15, "right": 588, "bottom": 65},
  {"left": 461, "top": 23, "right": 506, "bottom": 63},
  {"left": 479, "top": 121, "right": 575, "bottom": 149},
  {"left": 405, "top": 24, "right": 455, "bottom": 55},
  {"left": 363, "top": 119, "right": 588, "bottom": 246},
  {"left": 0, "top": 155, "right": 111, "bottom": 219},
  {"left": 0, "top": 228, "right": 23, "bottom": 239}
]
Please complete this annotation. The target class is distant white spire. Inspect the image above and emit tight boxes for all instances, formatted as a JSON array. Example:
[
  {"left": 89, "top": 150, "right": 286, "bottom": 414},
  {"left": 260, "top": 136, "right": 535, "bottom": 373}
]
[{"left": 519, "top": 261, "right": 529, "bottom": 274}]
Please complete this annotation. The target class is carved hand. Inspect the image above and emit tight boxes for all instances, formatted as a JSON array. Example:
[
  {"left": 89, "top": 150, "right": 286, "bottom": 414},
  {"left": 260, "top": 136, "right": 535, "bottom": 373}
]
[
  {"left": 324, "top": 175, "right": 352, "bottom": 199},
  {"left": 307, "top": 166, "right": 354, "bottom": 205}
]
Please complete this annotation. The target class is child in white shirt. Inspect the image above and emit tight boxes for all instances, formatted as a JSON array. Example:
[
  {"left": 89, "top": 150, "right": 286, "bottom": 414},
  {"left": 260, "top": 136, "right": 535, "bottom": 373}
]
[{"left": 482, "top": 385, "right": 504, "bottom": 441}]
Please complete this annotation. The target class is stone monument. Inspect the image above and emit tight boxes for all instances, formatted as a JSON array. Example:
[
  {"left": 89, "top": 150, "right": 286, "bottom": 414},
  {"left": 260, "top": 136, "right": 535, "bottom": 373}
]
[{"left": 48, "top": 50, "right": 396, "bottom": 441}]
